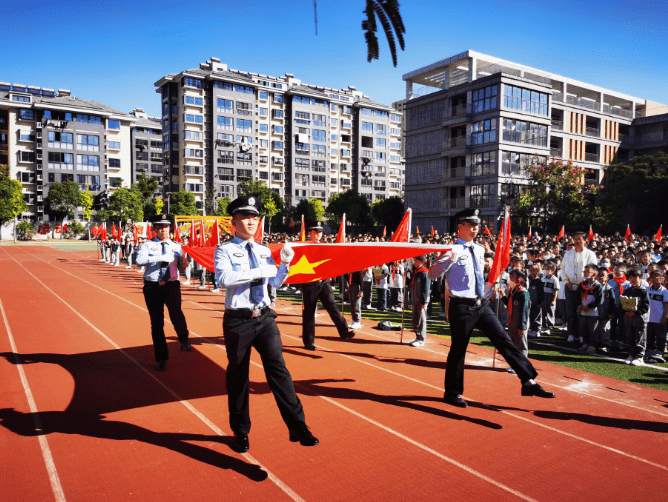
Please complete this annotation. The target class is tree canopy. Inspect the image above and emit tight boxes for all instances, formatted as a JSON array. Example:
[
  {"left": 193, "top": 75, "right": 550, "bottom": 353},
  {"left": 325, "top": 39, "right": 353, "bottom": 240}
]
[{"left": 0, "top": 165, "right": 28, "bottom": 225}]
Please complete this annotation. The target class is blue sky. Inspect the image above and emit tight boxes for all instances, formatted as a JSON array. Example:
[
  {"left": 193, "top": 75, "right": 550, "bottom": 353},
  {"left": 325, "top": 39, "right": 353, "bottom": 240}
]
[{"left": 2, "top": 0, "right": 667, "bottom": 117}]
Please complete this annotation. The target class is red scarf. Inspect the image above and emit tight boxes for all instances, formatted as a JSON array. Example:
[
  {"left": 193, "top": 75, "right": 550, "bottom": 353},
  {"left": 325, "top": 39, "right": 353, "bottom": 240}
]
[
  {"left": 580, "top": 279, "right": 599, "bottom": 304},
  {"left": 612, "top": 275, "right": 626, "bottom": 295},
  {"left": 409, "top": 266, "right": 428, "bottom": 289}
]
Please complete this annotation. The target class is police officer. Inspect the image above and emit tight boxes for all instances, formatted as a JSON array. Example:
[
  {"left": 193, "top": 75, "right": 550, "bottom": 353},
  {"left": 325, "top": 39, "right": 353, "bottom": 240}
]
[
  {"left": 214, "top": 196, "right": 318, "bottom": 453},
  {"left": 429, "top": 209, "right": 555, "bottom": 408},
  {"left": 136, "top": 214, "right": 191, "bottom": 372},
  {"left": 301, "top": 221, "right": 355, "bottom": 350}
]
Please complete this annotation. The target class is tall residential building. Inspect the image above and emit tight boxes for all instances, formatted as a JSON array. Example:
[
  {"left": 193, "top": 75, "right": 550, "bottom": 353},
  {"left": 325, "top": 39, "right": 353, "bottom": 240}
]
[
  {"left": 402, "top": 50, "right": 667, "bottom": 233},
  {"left": 154, "top": 58, "right": 403, "bottom": 211},
  {"left": 0, "top": 83, "right": 134, "bottom": 222}
]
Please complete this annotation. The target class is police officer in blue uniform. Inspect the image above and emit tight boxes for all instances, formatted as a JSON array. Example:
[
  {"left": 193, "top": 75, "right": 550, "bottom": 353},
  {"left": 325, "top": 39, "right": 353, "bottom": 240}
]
[
  {"left": 214, "top": 196, "right": 318, "bottom": 453},
  {"left": 429, "top": 209, "right": 555, "bottom": 408},
  {"left": 136, "top": 214, "right": 191, "bottom": 372}
]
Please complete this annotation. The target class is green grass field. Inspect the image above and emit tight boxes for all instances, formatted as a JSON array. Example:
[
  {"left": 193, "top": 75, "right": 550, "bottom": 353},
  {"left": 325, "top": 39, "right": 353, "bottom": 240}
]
[{"left": 277, "top": 287, "right": 668, "bottom": 393}]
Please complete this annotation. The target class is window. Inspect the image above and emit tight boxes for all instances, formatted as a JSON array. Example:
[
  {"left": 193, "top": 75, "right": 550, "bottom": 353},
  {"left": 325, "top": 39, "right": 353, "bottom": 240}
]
[
  {"left": 503, "top": 85, "right": 548, "bottom": 116},
  {"left": 213, "top": 81, "right": 233, "bottom": 90},
  {"left": 259, "top": 124, "right": 268, "bottom": 132},
  {"left": 183, "top": 77, "right": 202, "bottom": 88},
  {"left": 108, "top": 119, "right": 120, "bottom": 130},
  {"left": 471, "top": 119, "right": 497, "bottom": 145},
  {"left": 470, "top": 151, "right": 496, "bottom": 176},
  {"left": 312, "top": 129, "right": 326, "bottom": 142},
  {"left": 109, "top": 158, "right": 121, "bottom": 168},
  {"left": 217, "top": 116, "right": 233, "bottom": 130},
  {"left": 217, "top": 99, "right": 233, "bottom": 113},
  {"left": 259, "top": 107, "right": 268, "bottom": 116},
  {"left": 108, "top": 141, "right": 120, "bottom": 149},
  {"left": 19, "top": 109, "right": 34, "bottom": 120},
  {"left": 472, "top": 85, "right": 498, "bottom": 113}
]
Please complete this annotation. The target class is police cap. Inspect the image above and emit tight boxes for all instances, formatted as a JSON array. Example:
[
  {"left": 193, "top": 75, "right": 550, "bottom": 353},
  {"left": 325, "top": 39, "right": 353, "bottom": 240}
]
[
  {"left": 453, "top": 208, "right": 481, "bottom": 225},
  {"left": 308, "top": 221, "right": 324, "bottom": 231},
  {"left": 228, "top": 196, "right": 262, "bottom": 216},
  {"left": 151, "top": 214, "right": 172, "bottom": 226}
]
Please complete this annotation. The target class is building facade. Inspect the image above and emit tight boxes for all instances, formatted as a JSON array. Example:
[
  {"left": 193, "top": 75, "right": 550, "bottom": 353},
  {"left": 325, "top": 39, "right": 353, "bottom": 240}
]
[
  {"left": 0, "top": 83, "right": 135, "bottom": 223},
  {"left": 154, "top": 58, "right": 403, "bottom": 211},
  {"left": 402, "top": 50, "right": 667, "bottom": 233}
]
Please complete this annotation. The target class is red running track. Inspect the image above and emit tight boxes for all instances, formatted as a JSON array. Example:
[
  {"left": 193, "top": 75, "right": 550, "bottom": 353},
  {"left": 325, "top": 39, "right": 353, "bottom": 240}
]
[{"left": 1, "top": 246, "right": 667, "bottom": 501}]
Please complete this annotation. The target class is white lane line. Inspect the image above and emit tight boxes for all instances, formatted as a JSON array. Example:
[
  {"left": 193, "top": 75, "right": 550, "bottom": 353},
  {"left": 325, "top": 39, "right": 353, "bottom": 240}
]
[
  {"left": 24, "top": 251, "right": 668, "bottom": 473},
  {"left": 0, "top": 296, "right": 67, "bottom": 502},
  {"left": 3, "top": 249, "right": 305, "bottom": 502}
]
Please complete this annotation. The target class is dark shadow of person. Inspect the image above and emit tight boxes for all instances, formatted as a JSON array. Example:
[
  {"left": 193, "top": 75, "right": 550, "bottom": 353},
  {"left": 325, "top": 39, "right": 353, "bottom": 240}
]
[{"left": 0, "top": 348, "right": 271, "bottom": 481}]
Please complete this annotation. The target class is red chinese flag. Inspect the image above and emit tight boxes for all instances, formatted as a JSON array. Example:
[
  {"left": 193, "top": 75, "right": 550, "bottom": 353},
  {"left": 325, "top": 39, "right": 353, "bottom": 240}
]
[
  {"left": 527, "top": 225, "right": 532, "bottom": 240},
  {"left": 655, "top": 225, "right": 662, "bottom": 241},
  {"left": 557, "top": 225, "right": 564, "bottom": 240},
  {"left": 587, "top": 225, "right": 594, "bottom": 242},
  {"left": 133, "top": 225, "right": 138, "bottom": 245},
  {"left": 624, "top": 224, "right": 631, "bottom": 242},
  {"left": 253, "top": 216, "right": 264, "bottom": 243},
  {"left": 300, "top": 215, "right": 306, "bottom": 242},
  {"left": 484, "top": 225, "right": 491, "bottom": 236},
  {"left": 336, "top": 214, "right": 346, "bottom": 243},
  {"left": 390, "top": 208, "right": 411, "bottom": 243},
  {"left": 190, "top": 219, "right": 196, "bottom": 247},
  {"left": 206, "top": 220, "right": 220, "bottom": 247},
  {"left": 430, "top": 226, "right": 435, "bottom": 237},
  {"left": 184, "top": 242, "right": 452, "bottom": 284}
]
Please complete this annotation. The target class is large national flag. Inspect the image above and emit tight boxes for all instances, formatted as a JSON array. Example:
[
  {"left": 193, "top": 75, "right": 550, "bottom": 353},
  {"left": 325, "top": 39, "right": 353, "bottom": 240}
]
[
  {"left": 299, "top": 215, "right": 306, "bottom": 242},
  {"left": 336, "top": 214, "right": 346, "bottom": 243},
  {"left": 184, "top": 242, "right": 452, "bottom": 285},
  {"left": 390, "top": 209, "right": 411, "bottom": 243},
  {"left": 624, "top": 224, "right": 631, "bottom": 242},
  {"left": 655, "top": 225, "right": 663, "bottom": 242},
  {"left": 206, "top": 220, "right": 220, "bottom": 247},
  {"left": 557, "top": 225, "right": 564, "bottom": 240},
  {"left": 487, "top": 207, "right": 511, "bottom": 286},
  {"left": 587, "top": 225, "right": 594, "bottom": 242},
  {"left": 253, "top": 216, "right": 265, "bottom": 242}
]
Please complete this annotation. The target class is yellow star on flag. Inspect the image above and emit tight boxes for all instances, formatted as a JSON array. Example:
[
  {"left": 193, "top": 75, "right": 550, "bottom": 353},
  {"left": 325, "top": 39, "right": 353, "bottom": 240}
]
[{"left": 287, "top": 254, "right": 330, "bottom": 278}]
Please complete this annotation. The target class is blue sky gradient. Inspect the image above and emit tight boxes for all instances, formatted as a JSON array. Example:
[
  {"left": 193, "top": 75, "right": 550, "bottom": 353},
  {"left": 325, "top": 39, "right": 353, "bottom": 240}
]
[{"left": 2, "top": 0, "right": 667, "bottom": 116}]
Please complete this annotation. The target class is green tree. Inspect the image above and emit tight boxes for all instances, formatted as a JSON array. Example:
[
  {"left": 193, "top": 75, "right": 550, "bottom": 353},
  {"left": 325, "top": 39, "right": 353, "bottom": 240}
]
[
  {"left": 0, "top": 165, "right": 29, "bottom": 242},
  {"left": 168, "top": 190, "right": 200, "bottom": 216},
  {"left": 295, "top": 198, "right": 325, "bottom": 223},
  {"left": 44, "top": 180, "right": 82, "bottom": 239},
  {"left": 370, "top": 196, "right": 404, "bottom": 230},
  {"left": 512, "top": 158, "right": 601, "bottom": 234},
  {"left": 326, "top": 190, "right": 371, "bottom": 227},
  {"left": 95, "top": 187, "right": 144, "bottom": 225},
  {"left": 599, "top": 152, "right": 668, "bottom": 234}
]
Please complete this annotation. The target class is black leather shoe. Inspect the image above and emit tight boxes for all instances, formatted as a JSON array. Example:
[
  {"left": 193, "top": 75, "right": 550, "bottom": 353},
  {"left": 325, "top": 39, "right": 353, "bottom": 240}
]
[
  {"left": 304, "top": 344, "right": 317, "bottom": 351},
  {"left": 156, "top": 360, "right": 167, "bottom": 372},
  {"left": 180, "top": 341, "right": 192, "bottom": 352},
  {"left": 521, "top": 382, "right": 556, "bottom": 398},
  {"left": 289, "top": 422, "right": 319, "bottom": 446},
  {"left": 233, "top": 433, "right": 249, "bottom": 453},
  {"left": 443, "top": 392, "right": 468, "bottom": 408}
]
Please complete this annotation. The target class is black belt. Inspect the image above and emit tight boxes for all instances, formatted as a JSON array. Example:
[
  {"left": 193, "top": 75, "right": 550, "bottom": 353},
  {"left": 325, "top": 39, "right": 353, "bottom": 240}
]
[
  {"left": 225, "top": 306, "right": 269, "bottom": 319},
  {"left": 449, "top": 296, "right": 482, "bottom": 307}
]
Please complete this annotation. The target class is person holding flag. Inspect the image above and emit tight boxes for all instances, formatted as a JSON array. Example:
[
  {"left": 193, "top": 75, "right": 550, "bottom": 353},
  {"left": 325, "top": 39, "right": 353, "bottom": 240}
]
[
  {"left": 214, "top": 196, "right": 318, "bottom": 453},
  {"left": 300, "top": 221, "right": 355, "bottom": 350},
  {"left": 135, "top": 214, "right": 191, "bottom": 372},
  {"left": 428, "top": 208, "right": 555, "bottom": 408}
]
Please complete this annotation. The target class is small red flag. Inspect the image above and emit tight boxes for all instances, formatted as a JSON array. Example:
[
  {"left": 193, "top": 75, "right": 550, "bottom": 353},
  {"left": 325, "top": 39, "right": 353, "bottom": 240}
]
[
  {"left": 624, "top": 224, "right": 631, "bottom": 242},
  {"left": 527, "top": 225, "right": 532, "bottom": 240},
  {"left": 300, "top": 215, "right": 306, "bottom": 242},
  {"left": 253, "top": 216, "right": 265, "bottom": 242},
  {"left": 336, "top": 214, "right": 346, "bottom": 243},
  {"left": 655, "top": 225, "right": 662, "bottom": 241},
  {"left": 557, "top": 225, "right": 564, "bottom": 240},
  {"left": 587, "top": 225, "right": 594, "bottom": 242},
  {"left": 390, "top": 209, "right": 411, "bottom": 243}
]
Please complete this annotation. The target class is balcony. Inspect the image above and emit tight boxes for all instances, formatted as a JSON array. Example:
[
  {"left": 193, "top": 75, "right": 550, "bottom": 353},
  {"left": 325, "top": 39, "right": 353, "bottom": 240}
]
[
  {"left": 585, "top": 127, "right": 600, "bottom": 138},
  {"left": 551, "top": 120, "right": 563, "bottom": 131}
]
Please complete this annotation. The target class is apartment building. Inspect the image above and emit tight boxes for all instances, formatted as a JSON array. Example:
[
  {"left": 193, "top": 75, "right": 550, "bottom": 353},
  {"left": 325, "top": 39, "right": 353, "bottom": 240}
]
[
  {"left": 129, "top": 108, "right": 163, "bottom": 194},
  {"left": 0, "top": 83, "right": 134, "bottom": 223},
  {"left": 154, "top": 58, "right": 403, "bottom": 211},
  {"left": 402, "top": 50, "right": 666, "bottom": 233}
]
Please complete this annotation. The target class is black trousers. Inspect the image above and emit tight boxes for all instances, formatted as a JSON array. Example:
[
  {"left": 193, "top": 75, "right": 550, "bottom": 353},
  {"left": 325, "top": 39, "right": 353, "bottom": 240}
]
[
  {"left": 446, "top": 298, "right": 538, "bottom": 395},
  {"left": 223, "top": 309, "right": 305, "bottom": 435},
  {"left": 142, "top": 281, "right": 189, "bottom": 362},
  {"left": 301, "top": 281, "right": 349, "bottom": 345}
]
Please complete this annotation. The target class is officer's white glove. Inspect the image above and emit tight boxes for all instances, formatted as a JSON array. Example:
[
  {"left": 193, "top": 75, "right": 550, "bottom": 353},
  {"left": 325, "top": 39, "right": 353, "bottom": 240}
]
[
  {"left": 280, "top": 242, "right": 295, "bottom": 264},
  {"left": 259, "top": 264, "right": 278, "bottom": 278}
]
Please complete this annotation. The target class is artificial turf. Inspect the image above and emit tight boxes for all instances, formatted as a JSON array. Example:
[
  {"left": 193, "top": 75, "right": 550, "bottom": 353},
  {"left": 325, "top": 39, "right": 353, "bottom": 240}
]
[{"left": 277, "top": 287, "right": 668, "bottom": 393}]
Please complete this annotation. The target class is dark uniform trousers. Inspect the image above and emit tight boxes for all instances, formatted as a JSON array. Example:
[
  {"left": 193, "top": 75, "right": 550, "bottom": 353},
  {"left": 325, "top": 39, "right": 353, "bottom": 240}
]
[
  {"left": 301, "top": 281, "right": 349, "bottom": 345},
  {"left": 223, "top": 308, "right": 305, "bottom": 434},
  {"left": 446, "top": 298, "right": 538, "bottom": 395},
  {"left": 143, "top": 281, "right": 189, "bottom": 362}
]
